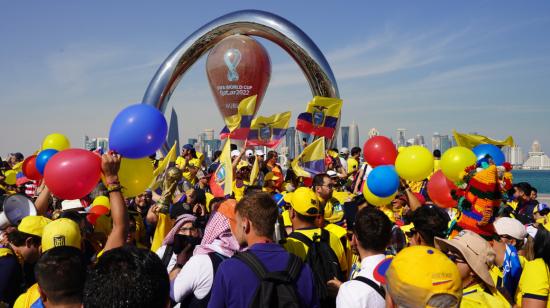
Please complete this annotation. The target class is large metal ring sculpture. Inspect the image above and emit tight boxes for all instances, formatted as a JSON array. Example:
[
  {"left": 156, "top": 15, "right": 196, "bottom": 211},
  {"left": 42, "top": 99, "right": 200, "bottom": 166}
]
[{"left": 142, "top": 9, "right": 340, "bottom": 152}]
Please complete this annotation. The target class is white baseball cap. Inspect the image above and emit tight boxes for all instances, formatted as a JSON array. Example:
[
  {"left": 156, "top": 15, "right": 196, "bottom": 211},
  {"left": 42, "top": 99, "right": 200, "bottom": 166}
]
[
  {"left": 494, "top": 217, "right": 527, "bottom": 240},
  {"left": 230, "top": 150, "right": 241, "bottom": 158},
  {"left": 327, "top": 170, "right": 338, "bottom": 178},
  {"left": 61, "top": 199, "right": 86, "bottom": 212},
  {"left": 340, "top": 147, "right": 349, "bottom": 155},
  {"left": 245, "top": 149, "right": 254, "bottom": 157},
  {"left": 255, "top": 150, "right": 265, "bottom": 156}
]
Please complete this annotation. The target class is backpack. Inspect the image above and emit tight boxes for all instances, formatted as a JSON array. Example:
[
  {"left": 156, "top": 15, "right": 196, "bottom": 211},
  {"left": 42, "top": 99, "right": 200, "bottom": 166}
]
[
  {"left": 234, "top": 251, "right": 303, "bottom": 308},
  {"left": 289, "top": 229, "right": 344, "bottom": 307},
  {"left": 178, "top": 252, "right": 227, "bottom": 308},
  {"left": 354, "top": 276, "right": 386, "bottom": 300}
]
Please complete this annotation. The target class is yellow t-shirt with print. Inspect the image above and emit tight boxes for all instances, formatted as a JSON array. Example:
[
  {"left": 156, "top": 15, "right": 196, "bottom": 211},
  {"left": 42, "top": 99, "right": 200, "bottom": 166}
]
[
  {"left": 232, "top": 180, "right": 246, "bottom": 202},
  {"left": 284, "top": 227, "right": 348, "bottom": 274},
  {"left": 516, "top": 258, "right": 550, "bottom": 307},
  {"left": 460, "top": 283, "right": 510, "bottom": 308},
  {"left": 347, "top": 158, "right": 359, "bottom": 175},
  {"left": 13, "top": 283, "right": 40, "bottom": 308}
]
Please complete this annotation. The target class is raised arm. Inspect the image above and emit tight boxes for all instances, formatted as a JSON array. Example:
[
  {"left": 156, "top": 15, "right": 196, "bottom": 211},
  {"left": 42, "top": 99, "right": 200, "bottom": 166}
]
[{"left": 102, "top": 153, "right": 128, "bottom": 252}]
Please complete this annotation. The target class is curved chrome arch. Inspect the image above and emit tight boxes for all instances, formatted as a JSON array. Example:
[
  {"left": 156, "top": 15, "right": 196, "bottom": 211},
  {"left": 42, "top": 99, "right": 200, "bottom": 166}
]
[{"left": 142, "top": 9, "right": 339, "bottom": 152}]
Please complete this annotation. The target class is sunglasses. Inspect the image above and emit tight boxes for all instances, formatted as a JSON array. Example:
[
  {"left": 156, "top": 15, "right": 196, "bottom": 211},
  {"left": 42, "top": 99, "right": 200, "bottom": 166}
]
[{"left": 446, "top": 252, "right": 465, "bottom": 264}]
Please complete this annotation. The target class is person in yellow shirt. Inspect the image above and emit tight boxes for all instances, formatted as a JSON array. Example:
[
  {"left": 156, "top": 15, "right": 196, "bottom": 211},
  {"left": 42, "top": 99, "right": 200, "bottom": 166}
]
[
  {"left": 346, "top": 147, "right": 361, "bottom": 178},
  {"left": 283, "top": 188, "right": 347, "bottom": 272},
  {"left": 516, "top": 223, "right": 550, "bottom": 307},
  {"left": 436, "top": 230, "right": 511, "bottom": 307}
]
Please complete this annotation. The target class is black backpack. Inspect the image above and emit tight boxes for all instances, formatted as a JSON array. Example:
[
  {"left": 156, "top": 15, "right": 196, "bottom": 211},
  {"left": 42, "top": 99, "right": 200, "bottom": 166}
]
[
  {"left": 234, "top": 251, "right": 303, "bottom": 308},
  {"left": 289, "top": 229, "right": 344, "bottom": 307},
  {"left": 354, "top": 276, "right": 386, "bottom": 300}
]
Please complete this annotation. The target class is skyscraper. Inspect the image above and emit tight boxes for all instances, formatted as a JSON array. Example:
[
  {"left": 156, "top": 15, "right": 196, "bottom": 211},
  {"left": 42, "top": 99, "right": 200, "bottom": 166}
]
[
  {"left": 432, "top": 132, "right": 441, "bottom": 151},
  {"left": 396, "top": 129, "right": 407, "bottom": 147},
  {"left": 414, "top": 134, "right": 425, "bottom": 147},
  {"left": 294, "top": 129, "right": 302, "bottom": 157},
  {"left": 84, "top": 136, "right": 109, "bottom": 152},
  {"left": 204, "top": 128, "right": 215, "bottom": 141},
  {"left": 340, "top": 126, "right": 350, "bottom": 148},
  {"left": 440, "top": 135, "right": 452, "bottom": 153},
  {"left": 349, "top": 121, "right": 359, "bottom": 148},
  {"left": 510, "top": 145, "right": 524, "bottom": 166},
  {"left": 502, "top": 146, "right": 512, "bottom": 162},
  {"left": 286, "top": 127, "right": 296, "bottom": 158}
]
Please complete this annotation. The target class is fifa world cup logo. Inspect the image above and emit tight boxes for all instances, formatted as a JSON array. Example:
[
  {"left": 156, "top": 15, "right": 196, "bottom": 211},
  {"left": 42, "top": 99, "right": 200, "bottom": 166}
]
[{"left": 224, "top": 48, "right": 242, "bottom": 81}]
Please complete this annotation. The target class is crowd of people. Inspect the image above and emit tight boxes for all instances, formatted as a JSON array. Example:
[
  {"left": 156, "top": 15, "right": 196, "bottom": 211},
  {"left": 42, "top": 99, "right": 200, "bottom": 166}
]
[{"left": 0, "top": 143, "right": 549, "bottom": 308}]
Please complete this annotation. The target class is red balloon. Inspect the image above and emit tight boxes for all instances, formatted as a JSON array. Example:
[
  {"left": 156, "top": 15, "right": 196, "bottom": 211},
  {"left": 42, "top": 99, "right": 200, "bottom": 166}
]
[
  {"left": 22, "top": 155, "right": 43, "bottom": 181},
  {"left": 427, "top": 170, "right": 458, "bottom": 208},
  {"left": 206, "top": 34, "right": 271, "bottom": 119},
  {"left": 363, "top": 136, "right": 398, "bottom": 167},
  {"left": 87, "top": 205, "right": 109, "bottom": 225},
  {"left": 44, "top": 149, "right": 101, "bottom": 200}
]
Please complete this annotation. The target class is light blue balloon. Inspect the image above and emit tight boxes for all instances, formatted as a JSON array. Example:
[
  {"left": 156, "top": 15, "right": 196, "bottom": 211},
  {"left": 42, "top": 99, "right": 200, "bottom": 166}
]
[{"left": 367, "top": 165, "right": 399, "bottom": 197}]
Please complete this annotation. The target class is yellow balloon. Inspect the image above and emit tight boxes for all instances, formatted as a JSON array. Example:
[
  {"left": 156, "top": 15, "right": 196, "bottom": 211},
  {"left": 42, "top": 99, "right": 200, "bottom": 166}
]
[
  {"left": 118, "top": 157, "right": 154, "bottom": 198},
  {"left": 4, "top": 170, "right": 17, "bottom": 185},
  {"left": 440, "top": 146, "right": 477, "bottom": 182},
  {"left": 42, "top": 133, "right": 70, "bottom": 151},
  {"left": 395, "top": 146, "right": 434, "bottom": 181},
  {"left": 363, "top": 182, "right": 396, "bottom": 207}
]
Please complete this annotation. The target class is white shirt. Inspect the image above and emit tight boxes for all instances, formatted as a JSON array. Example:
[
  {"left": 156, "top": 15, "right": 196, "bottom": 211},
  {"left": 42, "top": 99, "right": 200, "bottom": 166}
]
[
  {"left": 336, "top": 254, "right": 386, "bottom": 308},
  {"left": 156, "top": 245, "right": 177, "bottom": 272},
  {"left": 339, "top": 157, "right": 348, "bottom": 174},
  {"left": 170, "top": 254, "right": 215, "bottom": 302}
]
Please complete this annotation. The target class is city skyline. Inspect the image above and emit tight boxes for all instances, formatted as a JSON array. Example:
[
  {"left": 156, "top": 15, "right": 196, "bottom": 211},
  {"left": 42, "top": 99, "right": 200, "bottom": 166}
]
[{"left": 2, "top": 2, "right": 550, "bottom": 156}]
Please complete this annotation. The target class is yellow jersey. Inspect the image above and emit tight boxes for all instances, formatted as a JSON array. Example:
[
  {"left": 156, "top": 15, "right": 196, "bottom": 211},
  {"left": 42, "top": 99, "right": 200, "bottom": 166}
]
[
  {"left": 284, "top": 227, "right": 348, "bottom": 274},
  {"left": 347, "top": 158, "right": 359, "bottom": 175},
  {"left": 460, "top": 283, "right": 510, "bottom": 308},
  {"left": 516, "top": 258, "right": 550, "bottom": 307}
]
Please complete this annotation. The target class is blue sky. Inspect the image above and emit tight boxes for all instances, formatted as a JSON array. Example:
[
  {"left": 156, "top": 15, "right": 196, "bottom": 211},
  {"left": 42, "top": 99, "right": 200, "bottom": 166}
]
[{"left": 1, "top": 1, "right": 549, "bottom": 156}]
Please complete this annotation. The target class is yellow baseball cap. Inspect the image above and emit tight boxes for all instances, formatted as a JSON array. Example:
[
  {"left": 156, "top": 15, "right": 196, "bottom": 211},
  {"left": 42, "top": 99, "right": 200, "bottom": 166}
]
[
  {"left": 42, "top": 218, "right": 82, "bottom": 252},
  {"left": 237, "top": 160, "right": 250, "bottom": 170},
  {"left": 263, "top": 172, "right": 280, "bottom": 182},
  {"left": 385, "top": 245, "right": 462, "bottom": 307},
  {"left": 18, "top": 216, "right": 52, "bottom": 237},
  {"left": 290, "top": 187, "right": 320, "bottom": 216},
  {"left": 91, "top": 196, "right": 110, "bottom": 209}
]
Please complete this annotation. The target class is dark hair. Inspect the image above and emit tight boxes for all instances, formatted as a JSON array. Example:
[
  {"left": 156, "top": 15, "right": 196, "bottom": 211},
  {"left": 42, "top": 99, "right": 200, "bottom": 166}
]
[
  {"left": 354, "top": 207, "right": 392, "bottom": 253},
  {"left": 236, "top": 192, "right": 278, "bottom": 237},
  {"left": 532, "top": 187, "right": 538, "bottom": 195},
  {"left": 294, "top": 211, "right": 317, "bottom": 225},
  {"left": 35, "top": 246, "right": 85, "bottom": 305},
  {"left": 515, "top": 182, "right": 532, "bottom": 196},
  {"left": 351, "top": 147, "right": 362, "bottom": 156},
  {"left": 83, "top": 246, "right": 169, "bottom": 308},
  {"left": 267, "top": 151, "right": 278, "bottom": 162},
  {"left": 411, "top": 205, "right": 450, "bottom": 247},
  {"left": 8, "top": 230, "right": 41, "bottom": 247},
  {"left": 433, "top": 149, "right": 441, "bottom": 158},
  {"left": 244, "top": 185, "right": 263, "bottom": 196},
  {"left": 534, "top": 226, "right": 550, "bottom": 266},
  {"left": 212, "top": 150, "right": 222, "bottom": 161},
  {"left": 312, "top": 173, "right": 329, "bottom": 189},
  {"left": 230, "top": 144, "right": 238, "bottom": 151}
]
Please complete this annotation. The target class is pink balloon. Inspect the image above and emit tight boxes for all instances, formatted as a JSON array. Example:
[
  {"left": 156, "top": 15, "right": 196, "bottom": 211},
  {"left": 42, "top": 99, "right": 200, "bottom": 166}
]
[
  {"left": 427, "top": 170, "right": 458, "bottom": 208},
  {"left": 44, "top": 149, "right": 101, "bottom": 200},
  {"left": 363, "top": 136, "right": 398, "bottom": 167}
]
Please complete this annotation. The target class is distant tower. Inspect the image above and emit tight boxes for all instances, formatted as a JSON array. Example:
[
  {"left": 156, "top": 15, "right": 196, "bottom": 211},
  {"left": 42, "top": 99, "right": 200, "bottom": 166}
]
[
  {"left": 286, "top": 127, "right": 296, "bottom": 158},
  {"left": 368, "top": 128, "right": 380, "bottom": 139},
  {"left": 396, "top": 129, "right": 407, "bottom": 147},
  {"left": 510, "top": 145, "right": 524, "bottom": 166},
  {"left": 532, "top": 140, "right": 542, "bottom": 153},
  {"left": 432, "top": 132, "right": 441, "bottom": 151},
  {"left": 349, "top": 121, "right": 360, "bottom": 148},
  {"left": 440, "top": 135, "right": 452, "bottom": 153},
  {"left": 341, "top": 126, "right": 350, "bottom": 148},
  {"left": 204, "top": 128, "right": 215, "bottom": 141},
  {"left": 294, "top": 128, "right": 302, "bottom": 156}
]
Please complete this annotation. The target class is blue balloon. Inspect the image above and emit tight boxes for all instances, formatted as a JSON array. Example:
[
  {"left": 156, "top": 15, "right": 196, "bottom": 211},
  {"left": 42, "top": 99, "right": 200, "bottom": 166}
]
[
  {"left": 367, "top": 165, "right": 399, "bottom": 197},
  {"left": 35, "top": 149, "right": 58, "bottom": 175},
  {"left": 109, "top": 104, "right": 168, "bottom": 158},
  {"left": 472, "top": 144, "right": 505, "bottom": 166}
]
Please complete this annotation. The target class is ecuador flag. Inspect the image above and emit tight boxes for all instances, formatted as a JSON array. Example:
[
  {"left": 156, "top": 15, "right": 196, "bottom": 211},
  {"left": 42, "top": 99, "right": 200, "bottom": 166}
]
[
  {"left": 247, "top": 111, "right": 291, "bottom": 148},
  {"left": 209, "top": 138, "right": 233, "bottom": 197},
  {"left": 291, "top": 137, "right": 326, "bottom": 178},
  {"left": 220, "top": 95, "right": 257, "bottom": 140},
  {"left": 296, "top": 96, "right": 342, "bottom": 139}
]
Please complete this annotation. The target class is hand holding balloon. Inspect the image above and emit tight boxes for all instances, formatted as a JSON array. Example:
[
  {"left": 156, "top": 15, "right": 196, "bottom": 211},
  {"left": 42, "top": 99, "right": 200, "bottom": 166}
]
[{"left": 102, "top": 152, "right": 121, "bottom": 184}]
